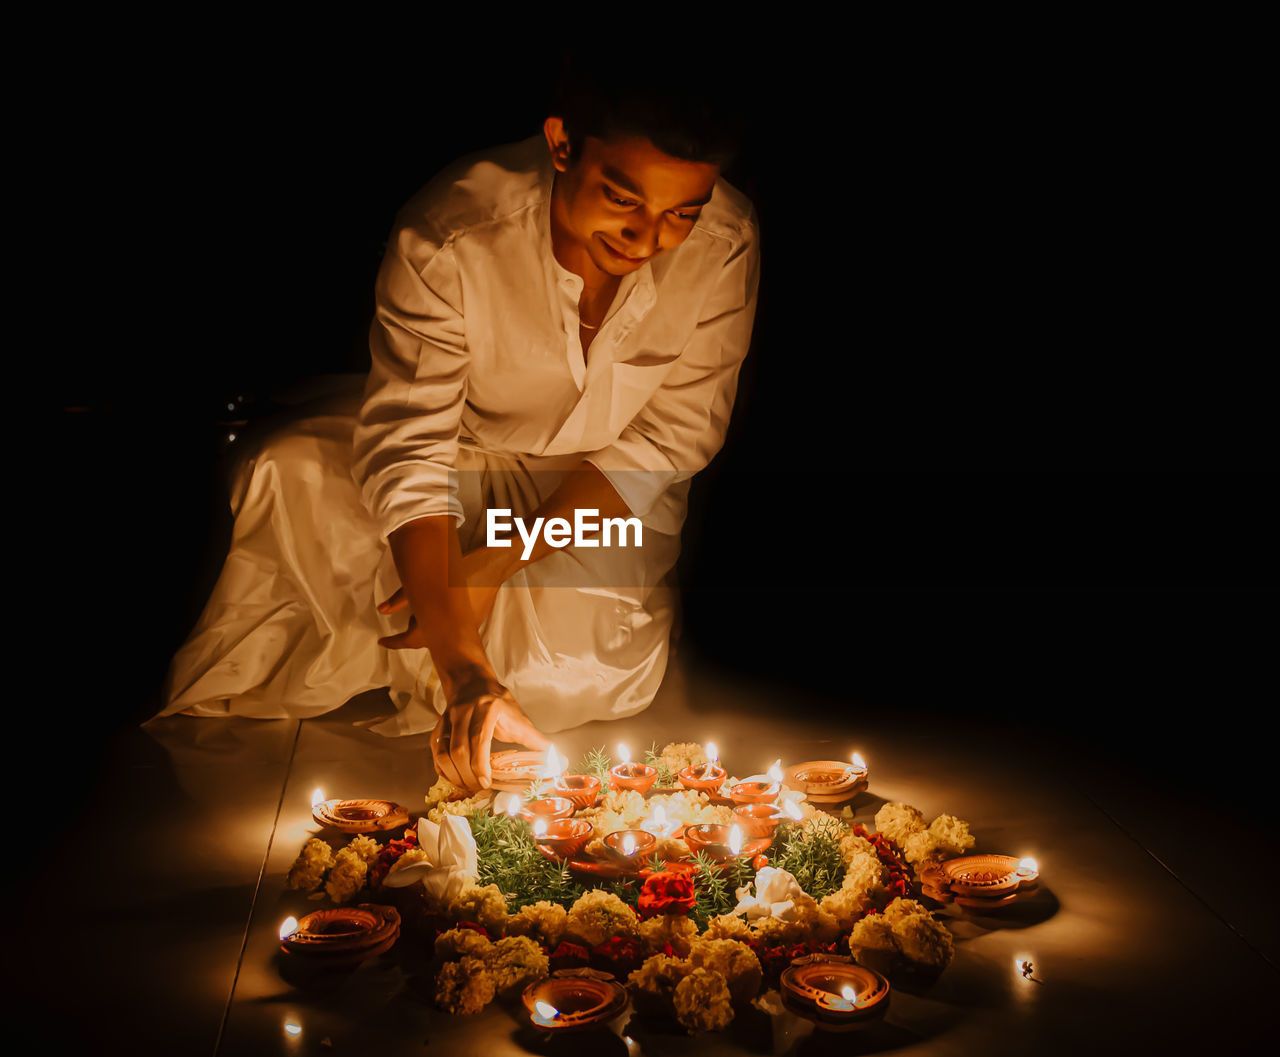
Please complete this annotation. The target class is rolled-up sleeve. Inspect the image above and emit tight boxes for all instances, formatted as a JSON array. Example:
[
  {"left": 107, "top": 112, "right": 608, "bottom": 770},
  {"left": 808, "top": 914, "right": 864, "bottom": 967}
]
[
  {"left": 352, "top": 223, "right": 469, "bottom": 538},
  {"left": 585, "top": 221, "right": 760, "bottom": 518}
]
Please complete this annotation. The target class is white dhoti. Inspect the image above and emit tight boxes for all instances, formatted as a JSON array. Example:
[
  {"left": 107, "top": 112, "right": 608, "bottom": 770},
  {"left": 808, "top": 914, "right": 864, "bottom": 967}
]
[{"left": 156, "top": 402, "right": 681, "bottom": 737}]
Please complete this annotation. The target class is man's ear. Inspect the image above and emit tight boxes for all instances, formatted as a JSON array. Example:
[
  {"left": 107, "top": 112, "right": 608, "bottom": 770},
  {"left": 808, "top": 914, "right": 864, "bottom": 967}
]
[{"left": 543, "top": 116, "right": 572, "bottom": 173}]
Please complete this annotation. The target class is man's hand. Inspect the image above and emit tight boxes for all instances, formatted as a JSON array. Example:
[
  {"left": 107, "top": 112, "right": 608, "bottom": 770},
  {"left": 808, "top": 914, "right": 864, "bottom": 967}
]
[
  {"left": 429, "top": 675, "right": 550, "bottom": 791},
  {"left": 377, "top": 543, "right": 503, "bottom": 641}
]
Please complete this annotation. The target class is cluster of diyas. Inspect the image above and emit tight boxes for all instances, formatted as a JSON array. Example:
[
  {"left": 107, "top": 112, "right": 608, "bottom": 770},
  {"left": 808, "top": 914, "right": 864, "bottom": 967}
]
[
  {"left": 488, "top": 741, "right": 866, "bottom": 881},
  {"left": 281, "top": 742, "right": 1046, "bottom": 1035}
]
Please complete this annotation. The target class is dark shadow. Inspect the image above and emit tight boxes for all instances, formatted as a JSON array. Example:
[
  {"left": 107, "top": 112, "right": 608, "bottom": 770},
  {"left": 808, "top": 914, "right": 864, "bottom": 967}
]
[
  {"left": 935, "top": 887, "right": 1061, "bottom": 931},
  {"left": 511, "top": 1023, "right": 632, "bottom": 1056}
]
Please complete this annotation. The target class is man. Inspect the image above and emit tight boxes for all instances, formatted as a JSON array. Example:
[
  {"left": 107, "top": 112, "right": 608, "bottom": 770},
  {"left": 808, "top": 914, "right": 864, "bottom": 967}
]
[{"left": 161, "top": 59, "right": 759, "bottom": 794}]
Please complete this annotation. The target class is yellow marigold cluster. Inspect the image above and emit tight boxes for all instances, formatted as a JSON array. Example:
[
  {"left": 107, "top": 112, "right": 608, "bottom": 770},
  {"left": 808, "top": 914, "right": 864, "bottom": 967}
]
[
  {"left": 836, "top": 851, "right": 890, "bottom": 907},
  {"left": 801, "top": 812, "right": 847, "bottom": 843},
  {"left": 747, "top": 899, "right": 840, "bottom": 946},
  {"left": 873, "top": 803, "right": 974, "bottom": 865},
  {"left": 324, "top": 847, "right": 368, "bottom": 904},
  {"left": 505, "top": 901, "right": 567, "bottom": 949},
  {"left": 482, "top": 936, "right": 550, "bottom": 997},
  {"left": 701, "top": 913, "right": 754, "bottom": 943},
  {"left": 649, "top": 790, "right": 724, "bottom": 826},
  {"left": 564, "top": 890, "right": 638, "bottom": 947},
  {"left": 687, "top": 938, "right": 763, "bottom": 1004},
  {"left": 628, "top": 954, "right": 694, "bottom": 1016},
  {"left": 446, "top": 883, "right": 509, "bottom": 933},
  {"left": 848, "top": 897, "right": 954, "bottom": 973},
  {"left": 597, "top": 788, "right": 648, "bottom": 821},
  {"left": 427, "top": 789, "right": 492, "bottom": 825},
  {"left": 424, "top": 775, "right": 458, "bottom": 811},
  {"left": 650, "top": 835, "right": 692, "bottom": 864},
  {"left": 434, "top": 955, "right": 495, "bottom": 1014},
  {"left": 658, "top": 742, "right": 707, "bottom": 775},
  {"left": 346, "top": 834, "right": 381, "bottom": 865},
  {"left": 873, "top": 803, "right": 926, "bottom": 845},
  {"left": 639, "top": 914, "right": 699, "bottom": 956},
  {"left": 839, "top": 829, "right": 878, "bottom": 862},
  {"left": 285, "top": 838, "right": 334, "bottom": 892},
  {"left": 435, "top": 927, "right": 492, "bottom": 961},
  {"left": 821, "top": 885, "right": 875, "bottom": 931},
  {"left": 672, "top": 967, "right": 734, "bottom": 1032}
]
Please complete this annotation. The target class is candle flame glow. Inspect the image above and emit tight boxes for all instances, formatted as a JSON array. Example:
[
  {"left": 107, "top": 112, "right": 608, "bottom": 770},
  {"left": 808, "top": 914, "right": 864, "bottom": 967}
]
[
  {"left": 706, "top": 742, "right": 719, "bottom": 764},
  {"left": 851, "top": 752, "right": 867, "bottom": 771},
  {"left": 783, "top": 798, "right": 804, "bottom": 820},
  {"left": 284, "top": 1020, "right": 301, "bottom": 1037},
  {"left": 540, "top": 745, "right": 567, "bottom": 779},
  {"left": 767, "top": 759, "right": 783, "bottom": 783},
  {"left": 1018, "top": 857, "right": 1038, "bottom": 874},
  {"left": 841, "top": 984, "right": 856, "bottom": 1001},
  {"left": 279, "top": 916, "right": 299, "bottom": 940},
  {"left": 654, "top": 803, "right": 667, "bottom": 823},
  {"left": 506, "top": 797, "right": 520, "bottom": 817},
  {"left": 729, "top": 824, "right": 742, "bottom": 855},
  {"left": 310, "top": 788, "right": 325, "bottom": 808},
  {"left": 533, "top": 818, "right": 549, "bottom": 838},
  {"left": 623, "top": 833, "right": 636, "bottom": 856},
  {"left": 617, "top": 743, "right": 630, "bottom": 765},
  {"left": 535, "top": 1000, "right": 559, "bottom": 1019}
]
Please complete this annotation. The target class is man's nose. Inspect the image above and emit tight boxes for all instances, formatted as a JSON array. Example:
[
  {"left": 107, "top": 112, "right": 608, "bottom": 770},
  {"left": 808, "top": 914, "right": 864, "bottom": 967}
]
[{"left": 621, "top": 213, "right": 661, "bottom": 257}]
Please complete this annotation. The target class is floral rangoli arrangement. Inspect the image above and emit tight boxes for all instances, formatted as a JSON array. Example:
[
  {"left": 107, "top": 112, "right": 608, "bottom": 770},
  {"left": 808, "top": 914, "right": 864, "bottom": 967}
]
[{"left": 282, "top": 742, "right": 1015, "bottom": 1034}]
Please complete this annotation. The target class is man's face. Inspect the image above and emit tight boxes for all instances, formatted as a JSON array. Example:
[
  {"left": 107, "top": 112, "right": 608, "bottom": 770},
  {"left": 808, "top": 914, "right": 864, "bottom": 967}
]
[{"left": 546, "top": 117, "right": 720, "bottom": 279}]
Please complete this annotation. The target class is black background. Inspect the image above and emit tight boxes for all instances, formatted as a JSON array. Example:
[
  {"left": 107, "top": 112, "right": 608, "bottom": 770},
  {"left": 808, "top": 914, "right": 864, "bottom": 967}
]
[{"left": 53, "top": 42, "right": 1274, "bottom": 823}]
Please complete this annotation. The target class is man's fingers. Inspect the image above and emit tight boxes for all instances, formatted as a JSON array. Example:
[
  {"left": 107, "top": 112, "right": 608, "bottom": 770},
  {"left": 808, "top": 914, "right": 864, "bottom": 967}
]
[
  {"left": 377, "top": 616, "right": 420, "bottom": 650},
  {"left": 432, "top": 719, "right": 464, "bottom": 789},
  {"left": 448, "top": 704, "right": 480, "bottom": 792},
  {"left": 377, "top": 587, "right": 408, "bottom": 614},
  {"left": 469, "top": 707, "right": 501, "bottom": 788}
]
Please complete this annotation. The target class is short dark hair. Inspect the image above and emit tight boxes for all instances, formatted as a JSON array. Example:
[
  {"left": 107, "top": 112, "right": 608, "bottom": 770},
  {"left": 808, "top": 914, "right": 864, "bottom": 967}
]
[{"left": 551, "top": 51, "right": 746, "bottom": 169}]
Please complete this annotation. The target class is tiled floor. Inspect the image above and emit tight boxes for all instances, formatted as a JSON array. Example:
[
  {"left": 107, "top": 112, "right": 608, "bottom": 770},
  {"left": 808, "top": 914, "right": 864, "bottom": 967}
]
[{"left": 12, "top": 656, "right": 1275, "bottom": 1055}]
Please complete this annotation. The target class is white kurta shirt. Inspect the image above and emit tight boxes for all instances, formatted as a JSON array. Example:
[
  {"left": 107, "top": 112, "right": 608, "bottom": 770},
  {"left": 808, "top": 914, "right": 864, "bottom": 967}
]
[{"left": 351, "top": 134, "right": 761, "bottom": 539}]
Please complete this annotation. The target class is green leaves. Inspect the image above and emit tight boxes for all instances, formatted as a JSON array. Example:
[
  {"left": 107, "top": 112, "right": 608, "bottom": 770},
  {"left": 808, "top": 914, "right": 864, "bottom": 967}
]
[
  {"left": 766, "top": 821, "right": 846, "bottom": 901},
  {"left": 644, "top": 742, "right": 679, "bottom": 787}
]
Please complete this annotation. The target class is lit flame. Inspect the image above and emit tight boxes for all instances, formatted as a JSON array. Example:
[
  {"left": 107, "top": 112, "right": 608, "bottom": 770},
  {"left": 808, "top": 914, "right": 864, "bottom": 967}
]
[
  {"left": 841, "top": 985, "right": 856, "bottom": 1001},
  {"left": 533, "top": 818, "right": 549, "bottom": 838},
  {"left": 310, "top": 788, "right": 325, "bottom": 808},
  {"left": 534, "top": 1000, "right": 559, "bottom": 1020},
  {"left": 1018, "top": 857, "right": 1038, "bottom": 875},
  {"left": 622, "top": 833, "right": 636, "bottom": 856},
  {"left": 617, "top": 743, "right": 630, "bottom": 765},
  {"left": 767, "top": 759, "right": 783, "bottom": 784},
  {"left": 284, "top": 1020, "right": 301, "bottom": 1037},
  {"left": 279, "top": 916, "right": 299, "bottom": 940},
  {"left": 729, "top": 825, "right": 743, "bottom": 855},
  {"left": 540, "top": 745, "right": 567, "bottom": 779},
  {"left": 782, "top": 798, "right": 804, "bottom": 820},
  {"left": 706, "top": 742, "right": 719, "bottom": 765},
  {"left": 851, "top": 752, "right": 867, "bottom": 771},
  {"left": 653, "top": 803, "right": 667, "bottom": 824},
  {"left": 506, "top": 797, "right": 520, "bottom": 817}
]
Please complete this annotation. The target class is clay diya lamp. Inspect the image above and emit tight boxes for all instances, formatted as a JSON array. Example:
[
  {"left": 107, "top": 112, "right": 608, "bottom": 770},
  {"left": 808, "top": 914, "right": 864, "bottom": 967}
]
[
  {"left": 921, "top": 855, "right": 1040, "bottom": 910},
  {"left": 609, "top": 744, "right": 658, "bottom": 795},
  {"left": 678, "top": 742, "right": 726, "bottom": 794},
  {"left": 602, "top": 829, "right": 657, "bottom": 867},
  {"left": 683, "top": 823, "right": 771, "bottom": 864},
  {"left": 523, "top": 968, "right": 628, "bottom": 1033},
  {"left": 279, "top": 904, "right": 401, "bottom": 970},
  {"left": 489, "top": 750, "right": 551, "bottom": 793},
  {"left": 780, "top": 954, "right": 890, "bottom": 1032},
  {"left": 730, "top": 758, "right": 785, "bottom": 805},
  {"left": 552, "top": 773, "right": 602, "bottom": 810},
  {"left": 531, "top": 817, "right": 594, "bottom": 858},
  {"left": 311, "top": 797, "right": 409, "bottom": 834},
  {"left": 519, "top": 797, "right": 575, "bottom": 826},
  {"left": 733, "top": 802, "right": 787, "bottom": 838},
  {"left": 783, "top": 753, "right": 869, "bottom": 805}
]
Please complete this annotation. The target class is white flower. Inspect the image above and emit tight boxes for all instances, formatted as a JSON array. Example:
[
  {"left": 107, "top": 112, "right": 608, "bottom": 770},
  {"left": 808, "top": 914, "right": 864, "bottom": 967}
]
[
  {"left": 732, "top": 866, "right": 808, "bottom": 921},
  {"left": 383, "top": 815, "right": 478, "bottom": 904}
]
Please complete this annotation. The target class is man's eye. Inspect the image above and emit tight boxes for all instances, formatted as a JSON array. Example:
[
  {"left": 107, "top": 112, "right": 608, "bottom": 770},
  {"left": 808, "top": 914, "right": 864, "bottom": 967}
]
[
  {"left": 605, "top": 189, "right": 637, "bottom": 207},
  {"left": 673, "top": 211, "right": 700, "bottom": 222}
]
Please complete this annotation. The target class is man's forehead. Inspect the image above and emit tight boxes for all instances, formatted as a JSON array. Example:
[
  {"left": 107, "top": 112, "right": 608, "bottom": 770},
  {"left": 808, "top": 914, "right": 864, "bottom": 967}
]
[{"left": 585, "top": 134, "right": 719, "bottom": 205}]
